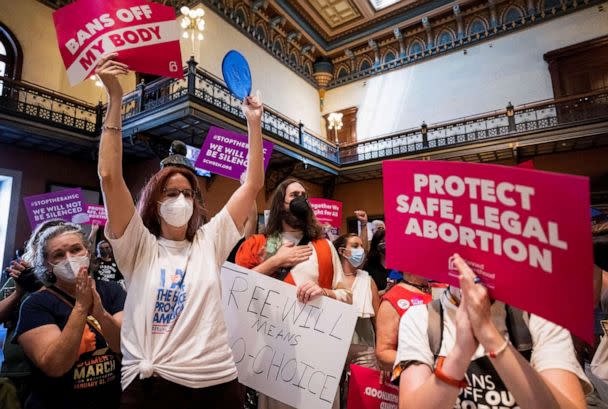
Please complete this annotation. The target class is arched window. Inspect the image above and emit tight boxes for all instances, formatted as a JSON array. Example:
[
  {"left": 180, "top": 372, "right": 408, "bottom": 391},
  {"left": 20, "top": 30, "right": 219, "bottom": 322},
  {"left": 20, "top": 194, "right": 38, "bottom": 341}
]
[
  {"left": 437, "top": 30, "right": 453, "bottom": 46},
  {"left": 469, "top": 19, "right": 486, "bottom": 36},
  {"left": 289, "top": 52, "right": 298, "bottom": 66},
  {"left": 234, "top": 8, "right": 247, "bottom": 25},
  {"left": 304, "top": 63, "right": 312, "bottom": 76},
  {"left": 337, "top": 67, "right": 349, "bottom": 79},
  {"left": 360, "top": 59, "right": 372, "bottom": 71},
  {"left": 409, "top": 41, "right": 423, "bottom": 56},
  {"left": 0, "top": 23, "right": 23, "bottom": 81},
  {"left": 384, "top": 51, "right": 396, "bottom": 63},
  {"left": 255, "top": 25, "right": 267, "bottom": 42},
  {"left": 503, "top": 7, "right": 522, "bottom": 24},
  {"left": 273, "top": 40, "right": 283, "bottom": 55}
]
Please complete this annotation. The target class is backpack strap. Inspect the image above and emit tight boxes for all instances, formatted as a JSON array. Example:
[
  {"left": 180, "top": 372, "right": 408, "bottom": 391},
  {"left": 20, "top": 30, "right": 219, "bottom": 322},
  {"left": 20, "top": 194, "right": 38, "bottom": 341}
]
[
  {"left": 427, "top": 299, "right": 444, "bottom": 358},
  {"left": 505, "top": 305, "right": 533, "bottom": 356}
]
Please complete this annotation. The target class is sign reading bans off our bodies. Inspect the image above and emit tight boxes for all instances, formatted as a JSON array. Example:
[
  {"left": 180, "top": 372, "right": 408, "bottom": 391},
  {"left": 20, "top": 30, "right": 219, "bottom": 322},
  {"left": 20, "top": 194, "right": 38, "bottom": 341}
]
[
  {"left": 383, "top": 160, "right": 594, "bottom": 342},
  {"left": 53, "top": 0, "right": 183, "bottom": 85},
  {"left": 221, "top": 262, "right": 357, "bottom": 409}
]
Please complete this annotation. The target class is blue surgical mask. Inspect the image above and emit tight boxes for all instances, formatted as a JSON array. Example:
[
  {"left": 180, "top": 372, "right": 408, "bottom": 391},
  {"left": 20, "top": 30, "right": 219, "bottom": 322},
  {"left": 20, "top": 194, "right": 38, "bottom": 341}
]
[{"left": 347, "top": 248, "right": 365, "bottom": 268}]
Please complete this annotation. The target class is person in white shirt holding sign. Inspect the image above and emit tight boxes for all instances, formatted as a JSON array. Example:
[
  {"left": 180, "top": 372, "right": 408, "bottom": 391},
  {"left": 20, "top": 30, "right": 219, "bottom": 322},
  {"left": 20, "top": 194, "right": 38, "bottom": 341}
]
[{"left": 95, "top": 53, "right": 265, "bottom": 409}]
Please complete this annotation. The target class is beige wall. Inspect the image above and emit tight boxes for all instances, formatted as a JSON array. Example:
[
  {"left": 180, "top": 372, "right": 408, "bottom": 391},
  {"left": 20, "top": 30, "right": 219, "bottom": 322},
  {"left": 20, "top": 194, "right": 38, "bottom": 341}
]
[
  {"left": 323, "top": 4, "right": 608, "bottom": 140},
  {"left": 0, "top": 0, "right": 134, "bottom": 104},
  {"left": 181, "top": 3, "right": 322, "bottom": 134}
]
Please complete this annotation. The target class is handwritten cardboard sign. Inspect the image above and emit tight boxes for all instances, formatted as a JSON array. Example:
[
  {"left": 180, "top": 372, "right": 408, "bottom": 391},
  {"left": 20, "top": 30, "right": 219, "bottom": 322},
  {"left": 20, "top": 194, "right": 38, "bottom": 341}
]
[
  {"left": 346, "top": 365, "right": 399, "bottom": 409},
  {"left": 221, "top": 262, "right": 357, "bottom": 409},
  {"left": 383, "top": 160, "right": 593, "bottom": 342},
  {"left": 23, "top": 188, "right": 90, "bottom": 228},
  {"left": 195, "top": 127, "right": 273, "bottom": 181},
  {"left": 53, "top": 0, "right": 183, "bottom": 85}
]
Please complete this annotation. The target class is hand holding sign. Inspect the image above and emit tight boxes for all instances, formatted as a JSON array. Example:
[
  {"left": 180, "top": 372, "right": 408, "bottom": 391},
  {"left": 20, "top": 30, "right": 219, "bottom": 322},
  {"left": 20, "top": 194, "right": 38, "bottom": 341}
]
[
  {"left": 95, "top": 53, "right": 128, "bottom": 96},
  {"left": 242, "top": 90, "right": 263, "bottom": 123}
]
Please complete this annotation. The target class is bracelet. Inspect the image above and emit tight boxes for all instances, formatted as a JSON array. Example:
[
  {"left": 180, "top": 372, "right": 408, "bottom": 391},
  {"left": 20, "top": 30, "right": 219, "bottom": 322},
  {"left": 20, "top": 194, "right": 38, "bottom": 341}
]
[
  {"left": 486, "top": 339, "right": 510, "bottom": 358},
  {"left": 434, "top": 357, "right": 468, "bottom": 389},
  {"left": 102, "top": 124, "right": 122, "bottom": 132}
]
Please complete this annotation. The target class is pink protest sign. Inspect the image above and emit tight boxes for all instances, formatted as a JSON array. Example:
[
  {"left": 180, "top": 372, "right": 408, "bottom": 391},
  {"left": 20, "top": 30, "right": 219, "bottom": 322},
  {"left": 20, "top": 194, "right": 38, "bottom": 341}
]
[
  {"left": 310, "top": 199, "right": 342, "bottom": 240},
  {"left": 383, "top": 160, "right": 593, "bottom": 342},
  {"left": 346, "top": 365, "right": 399, "bottom": 409},
  {"left": 86, "top": 204, "right": 107, "bottom": 226},
  {"left": 53, "top": 0, "right": 183, "bottom": 85}
]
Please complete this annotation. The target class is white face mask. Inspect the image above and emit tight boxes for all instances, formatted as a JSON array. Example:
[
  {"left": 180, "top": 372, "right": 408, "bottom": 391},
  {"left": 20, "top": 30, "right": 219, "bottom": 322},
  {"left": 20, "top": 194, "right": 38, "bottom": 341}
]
[
  {"left": 51, "top": 254, "right": 90, "bottom": 283},
  {"left": 159, "top": 194, "right": 194, "bottom": 228},
  {"left": 347, "top": 247, "right": 366, "bottom": 268}
]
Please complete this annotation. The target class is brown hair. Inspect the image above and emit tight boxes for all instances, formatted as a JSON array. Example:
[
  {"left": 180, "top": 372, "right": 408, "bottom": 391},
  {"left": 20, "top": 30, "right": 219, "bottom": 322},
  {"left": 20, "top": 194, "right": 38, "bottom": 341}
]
[
  {"left": 333, "top": 233, "right": 359, "bottom": 260},
  {"left": 265, "top": 178, "right": 323, "bottom": 241},
  {"left": 137, "top": 166, "right": 207, "bottom": 241}
]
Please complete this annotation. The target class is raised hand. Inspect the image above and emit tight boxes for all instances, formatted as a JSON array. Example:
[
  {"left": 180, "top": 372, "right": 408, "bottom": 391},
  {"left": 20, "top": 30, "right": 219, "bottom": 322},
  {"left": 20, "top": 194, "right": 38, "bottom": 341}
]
[
  {"left": 242, "top": 91, "right": 263, "bottom": 123},
  {"left": 95, "top": 53, "right": 128, "bottom": 98},
  {"left": 274, "top": 242, "right": 313, "bottom": 268},
  {"left": 354, "top": 210, "right": 368, "bottom": 223},
  {"left": 296, "top": 280, "right": 324, "bottom": 303},
  {"left": 74, "top": 266, "right": 93, "bottom": 314}
]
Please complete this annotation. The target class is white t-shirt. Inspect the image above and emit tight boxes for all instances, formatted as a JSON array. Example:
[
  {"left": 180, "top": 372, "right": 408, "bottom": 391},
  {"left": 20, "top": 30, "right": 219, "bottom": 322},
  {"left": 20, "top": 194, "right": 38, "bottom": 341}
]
[
  {"left": 107, "top": 207, "right": 242, "bottom": 390},
  {"left": 395, "top": 290, "right": 592, "bottom": 394}
]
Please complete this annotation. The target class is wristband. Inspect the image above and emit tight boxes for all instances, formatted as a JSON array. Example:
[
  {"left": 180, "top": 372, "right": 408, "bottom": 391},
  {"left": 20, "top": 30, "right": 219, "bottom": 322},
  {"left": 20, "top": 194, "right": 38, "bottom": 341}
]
[
  {"left": 434, "top": 356, "right": 468, "bottom": 389},
  {"left": 102, "top": 125, "right": 122, "bottom": 132},
  {"left": 486, "top": 339, "right": 510, "bottom": 358}
]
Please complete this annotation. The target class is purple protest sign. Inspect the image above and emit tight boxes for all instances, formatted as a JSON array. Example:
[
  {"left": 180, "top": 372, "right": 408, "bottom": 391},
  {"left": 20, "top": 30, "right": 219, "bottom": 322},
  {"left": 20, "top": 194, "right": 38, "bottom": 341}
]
[
  {"left": 23, "top": 188, "right": 90, "bottom": 228},
  {"left": 194, "top": 126, "right": 273, "bottom": 181}
]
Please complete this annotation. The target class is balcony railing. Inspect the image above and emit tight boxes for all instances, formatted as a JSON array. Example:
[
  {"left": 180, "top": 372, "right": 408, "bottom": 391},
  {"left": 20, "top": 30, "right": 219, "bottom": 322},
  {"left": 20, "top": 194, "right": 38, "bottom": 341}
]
[
  {"left": 120, "top": 58, "right": 340, "bottom": 163},
  {"left": 339, "top": 89, "right": 608, "bottom": 164},
  {"left": 1, "top": 71, "right": 607, "bottom": 168},
  {"left": 0, "top": 77, "right": 99, "bottom": 136}
]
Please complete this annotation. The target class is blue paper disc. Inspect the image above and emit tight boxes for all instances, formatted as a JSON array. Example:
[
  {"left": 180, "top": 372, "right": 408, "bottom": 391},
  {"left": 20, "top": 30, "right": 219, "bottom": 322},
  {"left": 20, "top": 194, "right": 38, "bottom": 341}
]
[{"left": 222, "top": 50, "right": 252, "bottom": 100}]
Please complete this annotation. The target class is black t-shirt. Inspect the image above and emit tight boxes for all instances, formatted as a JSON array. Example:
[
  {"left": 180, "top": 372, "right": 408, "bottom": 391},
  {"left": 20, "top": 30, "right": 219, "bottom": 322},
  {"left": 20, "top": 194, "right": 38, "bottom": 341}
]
[
  {"left": 14, "top": 281, "right": 126, "bottom": 409},
  {"left": 94, "top": 259, "right": 124, "bottom": 283},
  {"left": 366, "top": 261, "right": 388, "bottom": 291}
]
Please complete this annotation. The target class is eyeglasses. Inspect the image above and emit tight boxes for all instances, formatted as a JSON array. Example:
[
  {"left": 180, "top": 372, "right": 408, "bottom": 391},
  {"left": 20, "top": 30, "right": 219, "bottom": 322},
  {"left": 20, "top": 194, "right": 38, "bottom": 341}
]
[{"left": 162, "top": 188, "right": 197, "bottom": 199}]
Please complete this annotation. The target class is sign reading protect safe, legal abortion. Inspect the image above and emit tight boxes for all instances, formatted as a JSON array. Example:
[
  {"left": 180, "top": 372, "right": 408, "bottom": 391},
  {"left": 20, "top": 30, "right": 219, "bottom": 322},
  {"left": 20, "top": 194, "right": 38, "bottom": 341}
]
[
  {"left": 221, "top": 262, "right": 357, "bottom": 409},
  {"left": 383, "top": 160, "right": 593, "bottom": 343},
  {"left": 23, "top": 188, "right": 90, "bottom": 228},
  {"left": 53, "top": 0, "right": 182, "bottom": 85},
  {"left": 195, "top": 127, "right": 274, "bottom": 181}
]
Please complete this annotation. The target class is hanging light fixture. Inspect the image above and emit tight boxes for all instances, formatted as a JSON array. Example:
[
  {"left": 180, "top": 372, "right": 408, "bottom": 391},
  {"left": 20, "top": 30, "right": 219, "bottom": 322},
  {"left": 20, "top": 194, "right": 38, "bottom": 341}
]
[
  {"left": 327, "top": 112, "right": 344, "bottom": 144},
  {"left": 180, "top": 6, "right": 206, "bottom": 57}
]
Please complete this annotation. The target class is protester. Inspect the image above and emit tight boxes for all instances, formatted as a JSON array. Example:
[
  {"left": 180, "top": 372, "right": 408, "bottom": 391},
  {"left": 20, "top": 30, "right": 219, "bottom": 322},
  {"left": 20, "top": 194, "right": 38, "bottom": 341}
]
[
  {"left": 375, "top": 273, "right": 432, "bottom": 370},
  {"left": 93, "top": 240, "right": 124, "bottom": 287},
  {"left": 15, "top": 223, "right": 126, "bottom": 409},
  {"left": 364, "top": 230, "right": 388, "bottom": 292},
  {"left": 333, "top": 233, "right": 380, "bottom": 407},
  {"left": 235, "top": 177, "right": 351, "bottom": 409},
  {"left": 394, "top": 253, "right": 590, "bottom": 409},
  {"left": 95, "top": 53, "right": 264, "bottom": 408}
]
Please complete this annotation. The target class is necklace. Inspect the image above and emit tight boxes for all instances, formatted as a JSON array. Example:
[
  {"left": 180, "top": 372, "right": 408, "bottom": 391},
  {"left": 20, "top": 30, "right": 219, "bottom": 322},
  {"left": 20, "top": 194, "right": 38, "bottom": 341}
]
[{"left": 403, "top": 279, "right": 430, "bottom": 294}]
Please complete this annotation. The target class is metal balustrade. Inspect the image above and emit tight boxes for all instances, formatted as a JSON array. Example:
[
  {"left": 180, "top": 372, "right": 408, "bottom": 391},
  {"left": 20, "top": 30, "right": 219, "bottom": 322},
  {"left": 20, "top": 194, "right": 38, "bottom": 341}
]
[
  {"left": 0, "top": 70, "right": 607, "bottom": 168},
  {"left": 0, "top": 77, "right": 99, "bottom": 136},
  {"left": 339, "top": 90, "right": 608, "bottom": 164}
]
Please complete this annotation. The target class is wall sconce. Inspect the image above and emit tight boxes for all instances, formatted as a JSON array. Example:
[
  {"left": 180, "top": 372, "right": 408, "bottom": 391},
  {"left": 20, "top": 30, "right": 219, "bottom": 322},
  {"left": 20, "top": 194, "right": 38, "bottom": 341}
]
[
  {"left": 327, "top": 112, "right": 343, "bottom": 144},
  {"left": 421, "top": 121, "right": 428, "bottom": 147},
  {"left": 506, "top": 101, "right": 515, "bottom": 117}
]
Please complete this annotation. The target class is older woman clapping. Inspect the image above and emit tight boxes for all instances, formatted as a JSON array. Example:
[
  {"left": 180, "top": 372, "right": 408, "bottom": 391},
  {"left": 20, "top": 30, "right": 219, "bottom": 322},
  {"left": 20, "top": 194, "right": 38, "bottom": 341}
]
[{"left": 15, "top": 223, "right": 125, "bottom": 409}]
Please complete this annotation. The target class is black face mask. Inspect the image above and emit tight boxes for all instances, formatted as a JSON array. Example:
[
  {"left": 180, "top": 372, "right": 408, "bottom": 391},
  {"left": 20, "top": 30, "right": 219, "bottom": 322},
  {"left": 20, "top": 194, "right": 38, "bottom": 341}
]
[
  {"left": 100, "top": 248, "right": 112, "bottom": 258},
  {"left": 289, "top": 195, "right": 311, "bottom": 220},
  {"left": 378, "top": 242, "right": 386, "bottom": 255}
]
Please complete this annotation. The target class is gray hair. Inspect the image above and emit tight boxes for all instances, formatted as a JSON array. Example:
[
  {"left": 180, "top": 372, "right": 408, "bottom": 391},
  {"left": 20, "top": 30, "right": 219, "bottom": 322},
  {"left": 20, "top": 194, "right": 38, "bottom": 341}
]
[
  {"left": 22, "top": 219, "right": 66, "bottom": 265},
  {"left": 33, "top": 223, "right": 93, "bottom": 284}
]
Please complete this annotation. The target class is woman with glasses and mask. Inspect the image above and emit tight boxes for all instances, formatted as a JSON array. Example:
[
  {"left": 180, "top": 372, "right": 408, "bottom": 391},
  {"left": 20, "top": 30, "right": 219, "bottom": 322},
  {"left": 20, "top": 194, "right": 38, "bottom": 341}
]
[
  {"left": 95, "top": 53, "right": 265, "bottom": 409},
  {"left": 14, "top": 223, "right": 126, "bottom": 409},
  {"left": 93, "top": 241, "right": 124, "bottom": 288}
]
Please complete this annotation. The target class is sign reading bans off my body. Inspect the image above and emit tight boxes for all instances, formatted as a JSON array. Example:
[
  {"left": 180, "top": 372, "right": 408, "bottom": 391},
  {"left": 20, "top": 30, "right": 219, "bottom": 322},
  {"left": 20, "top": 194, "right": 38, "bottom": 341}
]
[{"left": 53, "top": 0, "right": 183, "bottom": 85}]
